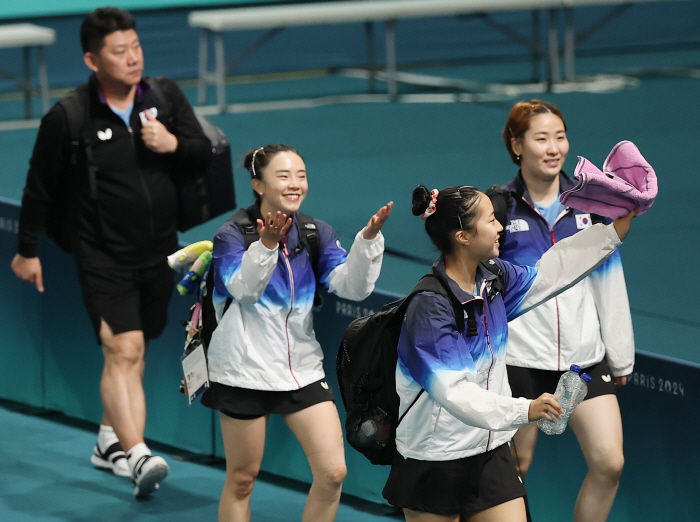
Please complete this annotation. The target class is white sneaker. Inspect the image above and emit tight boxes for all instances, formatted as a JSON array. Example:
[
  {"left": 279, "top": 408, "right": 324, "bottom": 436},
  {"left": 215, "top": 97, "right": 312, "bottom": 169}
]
[
  {"left": 91, "top": 441, "right": 131, "bottom": 477},
  {"left": 131, "top": 455, "right": 169, "bottom": 498}
]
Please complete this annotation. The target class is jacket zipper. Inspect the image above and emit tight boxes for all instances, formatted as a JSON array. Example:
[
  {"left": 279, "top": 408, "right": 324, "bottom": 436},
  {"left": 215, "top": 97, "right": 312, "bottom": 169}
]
[
  {"left": 550, "top": 209, "right": 570, "bottom": 371},
  {"left": 127, "top": 124, "right": 156, "bottom": 241},
  {"left": 523, "top": 198, "right": 571, "bottom": 371},
  {"left": 281, "top": 237, "right": 301, "bottom": 388},
  {"left": 480, "top": 290, "right": 494, "bottom": 451}
]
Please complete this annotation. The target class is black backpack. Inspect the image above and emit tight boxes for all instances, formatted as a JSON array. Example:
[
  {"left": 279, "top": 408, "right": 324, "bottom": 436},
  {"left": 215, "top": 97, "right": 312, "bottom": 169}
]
[
  {"left": 335, "top": 274, "right": 464, "bottom": 465},
  {"left": 197, "top": 208, "right": 321, "bottom": 351},
  {"left": 45, "top": 78, "right": 235, "bottom": 252},
  {"left": 485, "top": 184, "right": 512, "bottom": 249},
  {"left": 147, "top": 77, "right": 236, "bottom": 232},
  {"left": 337, "top": 261, "right": 506, "bottom": 465}
]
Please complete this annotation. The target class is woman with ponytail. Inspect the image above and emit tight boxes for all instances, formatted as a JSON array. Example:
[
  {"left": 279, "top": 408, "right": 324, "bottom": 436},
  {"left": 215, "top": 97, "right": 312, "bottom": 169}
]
[
  {"left": 201, "top": 144, "right": 392, "bottom": 521},
  {"left": 381, "top": 185, "right": 634, "bottom": 522},
  {"left": 493, "top": 100, "right": 633, "bottom": 522}
]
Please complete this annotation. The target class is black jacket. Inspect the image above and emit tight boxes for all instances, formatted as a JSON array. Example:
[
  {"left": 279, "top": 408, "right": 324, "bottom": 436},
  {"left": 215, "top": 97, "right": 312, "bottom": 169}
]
[{"left": 18, "top": 75, "right": 211, "bottom": 267}]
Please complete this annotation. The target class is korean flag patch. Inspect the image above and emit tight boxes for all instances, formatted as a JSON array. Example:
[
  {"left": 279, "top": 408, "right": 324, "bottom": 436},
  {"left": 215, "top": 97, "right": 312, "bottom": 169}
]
[{"left": 575, "top": 214, "right": 592, "bottom": 229}]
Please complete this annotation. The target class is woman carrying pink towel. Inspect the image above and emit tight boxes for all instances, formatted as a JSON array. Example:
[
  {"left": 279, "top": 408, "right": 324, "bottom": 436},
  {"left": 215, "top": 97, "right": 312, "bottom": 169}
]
[{"left": 486, "top": 100, "right": 635, "bottom": 522}]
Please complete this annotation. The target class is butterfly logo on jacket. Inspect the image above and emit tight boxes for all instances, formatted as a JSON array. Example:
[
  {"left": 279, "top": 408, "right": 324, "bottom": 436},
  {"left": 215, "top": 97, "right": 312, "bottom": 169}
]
[{"left": 96, "top": 128, "right": 113, "bottom": 141}]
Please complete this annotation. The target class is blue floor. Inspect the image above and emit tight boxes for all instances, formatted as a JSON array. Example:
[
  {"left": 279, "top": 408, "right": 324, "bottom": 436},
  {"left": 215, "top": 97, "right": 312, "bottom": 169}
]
[{"left": 0, "top": 402, "right": 398, "bottom": 522}]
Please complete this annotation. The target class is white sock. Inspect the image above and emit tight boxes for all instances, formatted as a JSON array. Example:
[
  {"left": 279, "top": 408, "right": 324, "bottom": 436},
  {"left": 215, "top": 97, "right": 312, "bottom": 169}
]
[
  {"left": 97, "top": 425, "right": 119, "bottom": 451},
  {"left": 126, "top": 442, "right": 151, "bottom": 474}
]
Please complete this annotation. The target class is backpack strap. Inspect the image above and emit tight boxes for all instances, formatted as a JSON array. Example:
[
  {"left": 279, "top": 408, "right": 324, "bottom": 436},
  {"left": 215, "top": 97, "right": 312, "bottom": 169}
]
[
  {"left": 295, "top": 211, "right": 321, "bottom": 276},
  {"left": 144, "top": 77, "right": 175, "bottom": 130},
  {"left": 480, "top": 259, "right": 506, "bottom": 301},
  {"left": 53, "top": 86, "right": 102, "bottom": 249},
  {"left": 590, "top": 213, "right": 605, "bottom": 225},
  {"left": 400, "top": 274, "right": 466, "bottom": 334},
  {"left": 393, "top": 274, "right": 463, "bottom": 427},
  {"left": 230, "top": 208, "right": 260, "bottom": 250},
  {"left": 485, "top": 184, "right": 512, "bottom": 247},
  {"left": 59, "top": 87, "right": 99, "bottom": 201}
]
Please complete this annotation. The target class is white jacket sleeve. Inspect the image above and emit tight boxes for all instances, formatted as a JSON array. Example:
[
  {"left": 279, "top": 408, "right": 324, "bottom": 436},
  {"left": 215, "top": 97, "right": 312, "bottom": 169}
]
[
  {"left": 514, "top": 223, "right": 622, "bottom": 317},
  {"left": 401, "top": 294, "right": 532, "bottom": 432},
  {"left": 326, "top": 228, "right": 384, "bottom": 302},
  {"left": 225, "top": 240, "right": 279, "bottom": 304},
  {"left": 432, "top": 377, "right": 532, "bottom": 431},
  {"left": 589, "top": 252, "right": 635, "bottom": 376}
]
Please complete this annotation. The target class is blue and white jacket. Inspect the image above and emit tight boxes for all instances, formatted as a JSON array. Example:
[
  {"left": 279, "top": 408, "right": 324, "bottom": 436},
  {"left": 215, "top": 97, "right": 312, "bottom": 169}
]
[
  {"left": 498, "top": 172, "right": 635, "bottom": 376},
  {"left": 207, "top": 206, "right": 384, "bottom": 391},
  {"left": 395, "top": 222, "right": 621, "bottom": 461}
]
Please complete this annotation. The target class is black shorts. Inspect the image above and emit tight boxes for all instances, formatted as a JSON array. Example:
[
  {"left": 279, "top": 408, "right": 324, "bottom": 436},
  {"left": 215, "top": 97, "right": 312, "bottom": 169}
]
[
  {"left": 201, "top": 378, "right": 336, "bottom": 419},
  {"left": 382, "top": 443, "right": 526, "bottom": 516},
  {"left": 507, "top": 360, "right": 617, "bottom": 401},
  {"left": 76, "top": 260, "right": 174, "bottom": 344}
]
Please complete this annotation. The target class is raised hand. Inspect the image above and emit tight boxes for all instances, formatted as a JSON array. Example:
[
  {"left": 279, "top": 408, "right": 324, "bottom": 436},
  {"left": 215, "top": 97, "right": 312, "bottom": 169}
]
[
  {"left": 362, "top": 201, "right": 394, "bottom": 240},
  {"left": 257, "top": 211, "right": 292, "bottom": 250},
  {"left": 612, "top": 208, "right": 637, "bottom": 241},
  {"left": 141, "top": 110, "right": 178, "bottom": 153}
]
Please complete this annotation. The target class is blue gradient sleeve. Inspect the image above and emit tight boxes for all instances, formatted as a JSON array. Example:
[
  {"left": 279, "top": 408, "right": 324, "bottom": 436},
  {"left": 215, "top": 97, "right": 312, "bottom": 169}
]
[
  {"left": 496, "top": 259, "right": 539, "bottom": 321},
  {"left": 314, "top": 220, "right": 349, "bottom": 288},
  {"left": 211, "top": 222, "right": 246, "bottom": 299},
  {"left": 398, "top": 292, "right": 478, "bottom": 394},
  {"left": 592, "top": 247, "right": 623, "bottom": 277}
]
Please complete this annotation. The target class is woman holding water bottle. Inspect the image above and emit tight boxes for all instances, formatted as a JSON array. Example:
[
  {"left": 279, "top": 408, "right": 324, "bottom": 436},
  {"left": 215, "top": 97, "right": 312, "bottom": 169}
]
[
  {"left": 486, "top": 100, "right": 635, "bottom": 522},
  {"left": 381, "top": 185, "right": 635, "bottom": 522}
]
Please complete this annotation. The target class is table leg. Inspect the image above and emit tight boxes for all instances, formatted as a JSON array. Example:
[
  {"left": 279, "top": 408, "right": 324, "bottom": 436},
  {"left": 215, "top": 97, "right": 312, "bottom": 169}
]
[
  {"left": 385, "top": 19, "right": 397, "bottom": 101},
  {"left": 564, "top": 7, "right": 575, "bottom": 81},
  {"left": 547, "top": 8, "right": 560, "bottom": 87},
  {"left": 215, "top": 32, "right": 226, "bottom": 113},
  {"left": 23, "top": 46, "right": 31, "bottom": 119},
  {"left": 365, "top": 22, "right": 376, "bottom": 94},
  {"left": 198, "top": 29, "right": 209, "bottom": 106},
  {"left": 38, "top": 45, "right": 50, "bottom": 114},
  {"left": 531, "top": 10, "right": 541, "bottom": 84}
]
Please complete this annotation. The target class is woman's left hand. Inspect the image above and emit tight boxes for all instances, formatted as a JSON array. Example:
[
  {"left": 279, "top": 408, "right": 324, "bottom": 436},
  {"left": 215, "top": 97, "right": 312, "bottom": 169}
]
[
  {"left": 615, "top": 376, "right": 628, "bottom": 387},
  {"left": 362, "top": 201, "right": 393, "bottom": 240}
]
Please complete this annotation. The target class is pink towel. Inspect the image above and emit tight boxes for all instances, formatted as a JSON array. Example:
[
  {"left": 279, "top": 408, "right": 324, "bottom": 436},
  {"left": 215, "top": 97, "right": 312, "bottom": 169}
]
[{"left": 560, "top": 141, "right": 657, "bottom": 219}]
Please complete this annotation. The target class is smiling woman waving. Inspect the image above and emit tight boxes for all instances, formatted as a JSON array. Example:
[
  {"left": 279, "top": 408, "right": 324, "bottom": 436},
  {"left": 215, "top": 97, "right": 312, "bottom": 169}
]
[{"left": 200, "top": 144, "right": 392, "bottom": 522}]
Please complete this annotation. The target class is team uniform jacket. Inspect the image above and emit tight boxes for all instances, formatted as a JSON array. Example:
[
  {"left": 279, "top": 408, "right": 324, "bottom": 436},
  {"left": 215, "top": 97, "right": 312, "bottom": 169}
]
[
  {"left": 498, "top": 172, "right": 635, "bottom": 376},
  {"left": 207, "top": 206, "right": 385, "bottom": 391},
  {"left": 18, "top": 75, "right": 211, "bottom": 267},
  {"left": 395, "top": 223, "right": 622, "bottom": 461}
]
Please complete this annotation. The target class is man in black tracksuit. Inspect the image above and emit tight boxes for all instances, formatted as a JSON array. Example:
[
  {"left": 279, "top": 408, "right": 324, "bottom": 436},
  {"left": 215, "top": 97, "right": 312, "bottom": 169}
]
[{"left": 10, "top": 8, "right": 211, "bottom": 498}]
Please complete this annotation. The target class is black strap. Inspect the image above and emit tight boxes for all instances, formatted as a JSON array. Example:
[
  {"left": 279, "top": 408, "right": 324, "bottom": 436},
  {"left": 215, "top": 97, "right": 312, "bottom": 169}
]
[
  {"left": 485, "top": 184, "right": 512, "bottom": 247},
  {"left": 145, "top": 77, "right": 175, "bottom": 129},
  {"left": 59, "top": 87, "right": 102, "bottom": 241},
  {"left": 294, "top": 211, "right": 321, "bottom": 268},
  {"left": 228, "top": 208, "right": 322, "bottom": 307},
  {"left": 481, "top": 259, "right": 506, "bottom": 301},
  {"left": 398, "top": 389, "right": 424, "bottom": 427}
]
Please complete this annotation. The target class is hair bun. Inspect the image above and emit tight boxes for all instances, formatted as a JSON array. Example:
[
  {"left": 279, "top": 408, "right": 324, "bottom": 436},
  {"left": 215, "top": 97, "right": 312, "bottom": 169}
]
[{"left": 411, "top": 185, "right": 431, "bottom": 216}]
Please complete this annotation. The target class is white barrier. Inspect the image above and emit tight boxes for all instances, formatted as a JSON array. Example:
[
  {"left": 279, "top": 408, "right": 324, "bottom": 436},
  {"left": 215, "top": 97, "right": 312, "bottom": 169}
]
[
  {"left": 0, "top": 23, "right": 56, "bottom": 119},
  {"left": 188, "top": 0, "right": 688, "bottom": 113}
]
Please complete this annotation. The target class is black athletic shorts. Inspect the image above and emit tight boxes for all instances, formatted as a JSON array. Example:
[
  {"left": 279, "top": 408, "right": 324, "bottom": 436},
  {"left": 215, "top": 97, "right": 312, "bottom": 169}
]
[
  {"left": 383, "top": 443, "right": 526, "bottom": 516},
  {"left": 507, "top": 360, "right": 617, "bottom": 402},
  {"left": 201, "top": 378, "right": 336, "bottom": 419},
  {"left": 76, "top": 260, "right": 174, "bottom": 344}
]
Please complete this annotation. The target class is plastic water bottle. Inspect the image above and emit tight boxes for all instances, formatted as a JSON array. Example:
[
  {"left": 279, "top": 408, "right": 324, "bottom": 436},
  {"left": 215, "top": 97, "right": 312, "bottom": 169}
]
[{"left": 538, "top": 365, "right": 591, "bottom": 435}]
